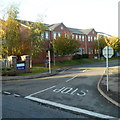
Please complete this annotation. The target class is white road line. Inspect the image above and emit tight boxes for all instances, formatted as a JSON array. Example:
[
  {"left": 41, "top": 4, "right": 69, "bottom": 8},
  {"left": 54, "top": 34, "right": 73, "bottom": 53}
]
[
  {"left": 25, "top": 96, "right": 115, "bottom": 119},
  {"left": 60, "top": 70, "right": 66, "bottom": 73},
  {"left": 66, "top": 75, "right": 78, "bottom": 82},
  {"left": 14, "top": 94, "right": 20, "bottom": 97},
  {"left": 25, "top": 85, "right": 56, "bottom": 97},
  {"left": 3, "top": 91, "right": 11, "bottom": 95},
  {"left": 82, "top": 69, "right": 87, "bottom": 72}
]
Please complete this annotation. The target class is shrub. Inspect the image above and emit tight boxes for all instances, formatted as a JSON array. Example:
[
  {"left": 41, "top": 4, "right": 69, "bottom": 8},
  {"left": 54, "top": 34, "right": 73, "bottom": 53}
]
[
  {"left": 72, "top": 54, "right": 82, "bottom": 60},
  {"left": 82, "top": 54, "right": 89, "bottom": 58},
  {"left": 2, "top": 67, "right": 16, "bottom": 76}
]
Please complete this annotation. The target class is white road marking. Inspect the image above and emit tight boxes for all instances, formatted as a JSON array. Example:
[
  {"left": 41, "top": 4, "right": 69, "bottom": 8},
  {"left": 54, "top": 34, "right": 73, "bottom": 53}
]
[
  {"left": 53, "top": 87, "right": 66, "bottom": 93},
  {"left": 53, "top": 87, "right": 88, "bottom": 97},
  {"left": 66, "top": 75, "right": 78, "bottom": 82},
  {"left": 70, "top": 88, "right": 78, "bottom": 95},
  {"left": 25, "top": 96, "right": 115, "bottom": 119},
  {"left": 77, "top": 90, "right": 86, "bottom": 96},
  {"left": 26, "top": 86, "right": 56, "bottom": 97},
  {"left": 14, "top": 94, "right": 20, "bottom": 97},
  {"left": 3, "top": 91, "right": 11, "bottom": 95},
  {"left": 82, "top": 69, "right": 87, "bottom": 72},
  {"left": 61, "top": 87, "right": 73, "bottom": 94}
]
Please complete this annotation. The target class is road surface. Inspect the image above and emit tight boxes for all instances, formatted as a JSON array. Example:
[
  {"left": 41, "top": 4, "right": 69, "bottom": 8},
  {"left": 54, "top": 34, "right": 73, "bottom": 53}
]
[{"left": 2, "top": 60, "right": 120, "bottom": 119}]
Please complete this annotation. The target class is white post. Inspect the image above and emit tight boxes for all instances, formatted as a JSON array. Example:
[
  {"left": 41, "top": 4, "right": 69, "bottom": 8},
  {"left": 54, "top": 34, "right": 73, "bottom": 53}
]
[
  {"left": 106, "top": 47, "right": 109, "bottom": 91},
  {"left": 53, "top": 40, "right": 56, "bottom": 66},
  {"left": 48, "top": 50, "right": 51, "bottom": 73}
]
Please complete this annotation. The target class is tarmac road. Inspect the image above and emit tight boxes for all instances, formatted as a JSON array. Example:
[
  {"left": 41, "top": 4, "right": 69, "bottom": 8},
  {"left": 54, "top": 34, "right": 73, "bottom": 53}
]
[
  {"left": 2, "top": 60, "right": 120, "bottom": 119},
  {"left": 2, "top": 94, "right": 87, "bottom": 119}
]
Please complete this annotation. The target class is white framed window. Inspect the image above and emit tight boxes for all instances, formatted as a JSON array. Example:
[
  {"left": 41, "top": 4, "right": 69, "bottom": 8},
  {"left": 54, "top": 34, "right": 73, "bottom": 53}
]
[
  {"left": 53, "top": 32, "right": 56, "bottom": 39},
  {"left": 67, "top": 34, "right": 70, "bottom": 39},
  {"left": 79, "top": 35, "right": 81, "bottom": 40},
  {"left": 94, "top": 36, "right": 97, "bottom": 40},
  {"left": 91, "top": 36, "right": 93, "bottom": 41},
  {"left": 76, "top": 35, "right": 78, "bottom": 39},
  {"left": 41, "top": 32, "right": 44, "bottom": 40},
  {"left": 58, "top": 32, "right": 60, "bottom": 37},
  {"left": 88, "top": 48, "right": 91, "bottom": 54},
  {"left": 88, "top": 36, "right": 91, "bottom": 41},
  {"left": 82, "top": 35, "right": 84, "bottom": 41},
  {"left": 92, "top": 31, "right": 94, "bottom": 34},
  {"left": 88, "top": 36, "right": 93, "bottom": 41},
  {"left": 45, "top": 32, "right": 49, "bottom": 40},
  {"left": 82, "top": 48, "right": 85, "bottom": 54},
  {"left": 61, "top": 26, "right": 64, "bottom": 30},
  {"left": 72, "top": 34, "right": 74, "bottom": 39}
]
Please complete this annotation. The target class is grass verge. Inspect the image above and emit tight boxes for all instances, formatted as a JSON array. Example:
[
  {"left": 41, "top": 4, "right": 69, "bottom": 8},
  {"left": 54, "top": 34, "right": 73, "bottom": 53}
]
[{"left": 3, "top": 56, "right": 119, "bottom": 76}]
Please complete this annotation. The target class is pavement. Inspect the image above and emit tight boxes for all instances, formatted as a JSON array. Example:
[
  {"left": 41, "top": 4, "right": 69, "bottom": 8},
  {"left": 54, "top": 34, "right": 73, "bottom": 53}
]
[
  {"left": 2, "top": 65, "right": 120, "bottom": 109},
  {"left": 97, "top": 66, "right": 120, "bottom": 108}
]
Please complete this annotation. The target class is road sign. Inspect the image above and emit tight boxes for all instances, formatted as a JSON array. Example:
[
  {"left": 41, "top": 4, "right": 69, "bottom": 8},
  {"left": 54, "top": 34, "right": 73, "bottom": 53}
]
[
  {"left": 102, "top": 46, "right": 114, "bottom": 91},
  {"left": 102, "top": 46, "right": 114, "bottom": 58}
]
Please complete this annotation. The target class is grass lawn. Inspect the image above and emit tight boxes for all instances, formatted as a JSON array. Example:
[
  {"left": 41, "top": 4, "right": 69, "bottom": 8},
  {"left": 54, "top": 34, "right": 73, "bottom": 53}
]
[
  {"left": 17, "top": 66, "right": 49, "bottom": 76},
  {"left": 52, "top": 58, "right": 105, "bottom": 68}
]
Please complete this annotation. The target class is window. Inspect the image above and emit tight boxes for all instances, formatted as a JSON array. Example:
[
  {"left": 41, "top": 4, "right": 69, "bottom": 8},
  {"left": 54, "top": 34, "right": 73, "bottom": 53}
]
[
  {"left": 76, "top": 35, "right": 78, "bottom": 39},
  {"left": 72, "top": 34, "right": 74, "bottom": 39},
  {"left": 45, "top": 32, "right": 49, "bottom": 40},
  {"left": 53, "top": 32, "right": 56, "bottom": 39},
  {"left": 82, "top": 48, "right": 85, "bottom": 54},
  {"left": 41, "top": 32, "right": 44, "bottom": 40},
  {"left": 79, "top": 35, "right": 81, "bottom": 40},
  {"left": 88, "top": 36, "right": 91, "bottom": 41},
  {"left": 92, "top": 31, "right": 94, "bottom": 34},
  {"left": 94, "top": 36, "right": 97, "bottom": 40},
  {"left": 65, "top": 33, "right": 67, "bottom": 38},
  {"left": 58, "top": 32, "right": 60, "bottom": 37},
  {"left": 88, "top": 48, "right": 91, "bottom": 54},
  {"left": 82, "top": 35, "right": 84, "bottom": 41},
  {"left": 88, "top": 36, "right": 93, "bottom": 41},
  {"left": 61, "top": 26, "right": 64, "bottom": 30},
  {"left": 88, "top": 48, "right": 93, "bottom": 54},
  {"left": 91, "top": 36, "right": 93, "bottom": 41},
  {"left": 67, "top": 34, "right": 70, "bottom": 39}
]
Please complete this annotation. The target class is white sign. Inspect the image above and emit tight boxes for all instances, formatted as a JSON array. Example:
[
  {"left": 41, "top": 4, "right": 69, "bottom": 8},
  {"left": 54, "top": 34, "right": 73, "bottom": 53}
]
[
  {"left": 102, "top": 46, "right": 114, "bottom": 58},
  {"left": 16, "top": 62, "right": 25, "bottom": 70}
]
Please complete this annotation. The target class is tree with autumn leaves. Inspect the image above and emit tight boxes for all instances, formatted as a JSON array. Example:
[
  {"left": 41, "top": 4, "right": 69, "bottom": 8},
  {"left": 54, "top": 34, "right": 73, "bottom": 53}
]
[
  {"left": 53, "top": 34, "right": 80, "bottom": 57},
  {"left": 105, "top": 36, "right": 120, "bottom": 53},
  {"left": 93, "top": 35, "right": 120, "bottom": 57},
  {"left": 1, "top": 6, "right": 21, "bottom": 57},
  {"left": 1, "top": 5, "right": 47, "bottom": 59}
]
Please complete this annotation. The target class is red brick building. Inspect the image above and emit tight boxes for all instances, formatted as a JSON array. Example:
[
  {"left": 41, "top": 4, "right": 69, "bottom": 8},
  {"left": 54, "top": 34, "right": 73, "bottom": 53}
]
[{"left": 19, "top": 21, "right": 98, "bottom": 64}]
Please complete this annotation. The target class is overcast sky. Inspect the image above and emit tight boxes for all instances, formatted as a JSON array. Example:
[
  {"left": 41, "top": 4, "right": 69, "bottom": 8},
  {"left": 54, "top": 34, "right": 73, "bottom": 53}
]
[{"left": 0, "top": 0, "right": 119, "bottom": 37}]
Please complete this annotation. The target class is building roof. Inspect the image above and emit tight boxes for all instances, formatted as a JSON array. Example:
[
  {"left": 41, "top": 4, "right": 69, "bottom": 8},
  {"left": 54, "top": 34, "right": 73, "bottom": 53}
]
[
  {"left": 17, "top": 19, "right": 97, "bottom": 35},
  {"left": 68, "top": 27, "right": 83, "bottom": 34},
  {"left": 97, "top": 32, "right": 111, "bottom": 37},
  {"left": 48, "top": 23, "right": 62, "bottom": 31},
  {"left": 68, "top": 28, "right": 94, "bottom": 35},
  {"left": 17, "top": 19, "right": 62, "bottom": 31},
  {"left": 80, "top": 28, "right": 94, "bottom": 35}
]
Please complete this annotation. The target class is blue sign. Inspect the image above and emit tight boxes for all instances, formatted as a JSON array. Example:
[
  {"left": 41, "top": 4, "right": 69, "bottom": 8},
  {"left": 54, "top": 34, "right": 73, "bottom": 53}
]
[{"left": 17, "top": 62, "right": 25, "bottom": 70}]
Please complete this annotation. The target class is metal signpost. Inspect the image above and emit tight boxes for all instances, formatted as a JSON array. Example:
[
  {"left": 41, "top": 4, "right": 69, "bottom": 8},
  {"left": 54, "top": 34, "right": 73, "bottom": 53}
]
[
  {"left": 102, "top": 46, "right": 114, "bottom": 91},
  {"left": 48, "top": 50, "right": 51, "bottom": 73}
]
